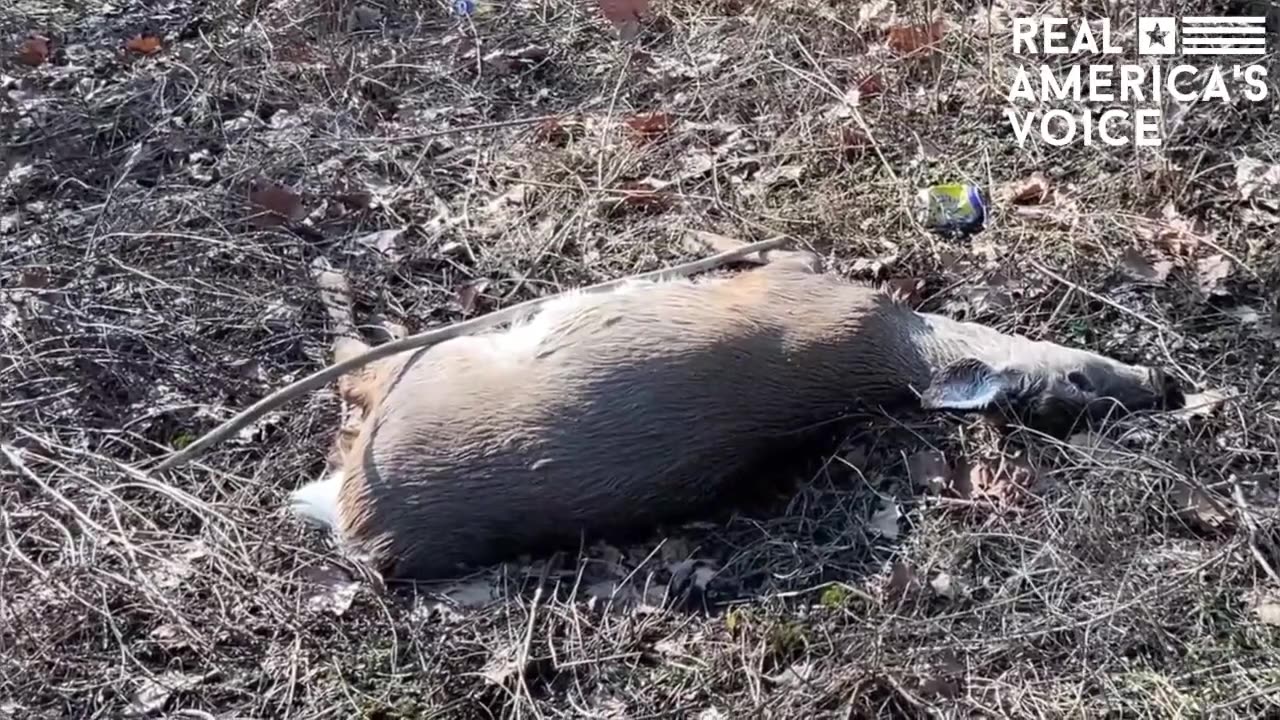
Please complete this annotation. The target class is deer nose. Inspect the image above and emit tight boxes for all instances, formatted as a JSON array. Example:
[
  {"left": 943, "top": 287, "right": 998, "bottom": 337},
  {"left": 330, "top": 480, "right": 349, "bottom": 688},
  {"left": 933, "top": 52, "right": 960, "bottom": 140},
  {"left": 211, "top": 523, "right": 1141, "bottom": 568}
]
[{"left": 1150, "top": 367, "right": 1185, "bottom": 409}]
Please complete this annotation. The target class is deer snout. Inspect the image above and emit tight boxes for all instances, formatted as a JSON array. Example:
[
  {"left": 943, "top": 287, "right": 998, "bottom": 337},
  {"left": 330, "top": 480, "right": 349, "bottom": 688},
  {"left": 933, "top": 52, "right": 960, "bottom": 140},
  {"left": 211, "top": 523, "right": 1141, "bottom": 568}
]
[{"left": 1148, "top": 366, "right": 1186, "bottom": 411}]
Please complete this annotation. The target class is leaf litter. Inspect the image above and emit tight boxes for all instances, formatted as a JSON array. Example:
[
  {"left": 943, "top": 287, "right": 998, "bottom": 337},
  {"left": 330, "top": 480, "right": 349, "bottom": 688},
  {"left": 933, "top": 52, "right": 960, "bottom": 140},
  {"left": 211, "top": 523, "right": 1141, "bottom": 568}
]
[
  {"left": 1235, "top": 156, "right": 1280, "bottom": 204},
  {"left": 124, "top": 671, "right": 215, "bottom": 717},
  {"left": 16, "top": 36, "right": 51, "bottom": 66},
  {"left": 7, "top": 0, "right": 1280, "bottom": 715},
  {"left": 299, "top": 564, "right": 363, "bottom": 617}
]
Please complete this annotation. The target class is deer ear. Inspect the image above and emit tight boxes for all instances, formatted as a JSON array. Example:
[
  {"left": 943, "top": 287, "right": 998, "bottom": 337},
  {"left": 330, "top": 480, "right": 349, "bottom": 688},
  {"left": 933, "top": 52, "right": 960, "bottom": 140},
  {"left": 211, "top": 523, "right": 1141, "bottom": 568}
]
[{"left": 921, "top": 358, "right": 1015, "bottom": 410}]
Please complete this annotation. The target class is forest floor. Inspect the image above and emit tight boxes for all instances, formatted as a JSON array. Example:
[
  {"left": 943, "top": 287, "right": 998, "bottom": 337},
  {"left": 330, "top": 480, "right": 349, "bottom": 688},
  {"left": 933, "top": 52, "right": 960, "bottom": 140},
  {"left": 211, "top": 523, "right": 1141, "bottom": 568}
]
[{"left": 4, "top": 0, "right": 1280, "bottom": 717}]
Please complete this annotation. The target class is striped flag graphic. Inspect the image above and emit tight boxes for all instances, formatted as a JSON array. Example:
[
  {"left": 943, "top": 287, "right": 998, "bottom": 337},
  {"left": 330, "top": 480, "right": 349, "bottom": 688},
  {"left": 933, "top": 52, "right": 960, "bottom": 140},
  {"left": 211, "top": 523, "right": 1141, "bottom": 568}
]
[{"left": 1180, "top": 16, "right": 1268, "bottom": 56}]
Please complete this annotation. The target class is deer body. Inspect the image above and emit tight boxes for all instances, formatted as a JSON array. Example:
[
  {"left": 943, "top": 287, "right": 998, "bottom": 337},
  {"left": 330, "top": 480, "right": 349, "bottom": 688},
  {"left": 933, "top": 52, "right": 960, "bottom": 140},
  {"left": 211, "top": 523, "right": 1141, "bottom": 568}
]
[{"left": 292, "top": 256, "right": 1179, "bottom": 580}]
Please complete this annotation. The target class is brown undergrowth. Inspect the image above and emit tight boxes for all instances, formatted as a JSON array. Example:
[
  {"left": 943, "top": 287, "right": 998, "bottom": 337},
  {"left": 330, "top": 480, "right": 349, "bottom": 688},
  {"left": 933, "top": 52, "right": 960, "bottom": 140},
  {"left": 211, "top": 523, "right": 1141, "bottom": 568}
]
[{"left": 3, "top": 0, "right": 1280, "bottom": 716}]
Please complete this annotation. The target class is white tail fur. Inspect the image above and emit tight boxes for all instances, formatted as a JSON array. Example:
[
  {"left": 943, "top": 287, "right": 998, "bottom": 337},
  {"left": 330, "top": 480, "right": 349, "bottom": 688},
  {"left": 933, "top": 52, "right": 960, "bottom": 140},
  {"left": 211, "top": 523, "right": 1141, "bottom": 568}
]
[{"left": 290, "top": 471, "right": 343, "bottom": 530}]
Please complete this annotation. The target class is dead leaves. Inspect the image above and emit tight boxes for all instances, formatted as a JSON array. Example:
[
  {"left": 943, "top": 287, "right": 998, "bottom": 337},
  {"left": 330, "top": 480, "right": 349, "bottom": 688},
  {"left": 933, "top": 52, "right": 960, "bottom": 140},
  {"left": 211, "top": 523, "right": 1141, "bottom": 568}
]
[
  {"left": 300, "top": 564, "right": 363, "bottom": 616},
  {"left": 1134, "top": 202, "right": 1213, "bottom": 259},
  {"left": 906, "top": 448, "right": 1037, "bottom": 511},
  {"left": 533, "top": 116, "right": 576, "bottom": 146},
  {"left": 16, "top": 36, "right": 50, "bottom": 66},
  {"left": 1169, "top": 481, "right": 1233, "bottom": 534},
  {"left": 995, "top": 173, "right": 1081, "bottom": 226},
  {"left": 952, "top": 455, "right": 1035, "bottom": 509},
  {"left": 1120, "top": 247, "right": 1173, "bottom": 284},
  {"left": 454, "top": 279, "right": 489, "bottom": 315},
  {"left": 1235, "top": 156, "right": 1280, "bottom": 205},
  {"left": 887, "top": 20, "right": 947, "bottom": 55},
  {"left": 1121, "top": 202, "right": 1234, "bottom": 296},
  {"left": 886, "top": 560, "right": 922, "bottom": 601},
  {"left": 907, "top": 449, "right": 949, "bottom": 495},
  {"left": 598, "top": 0, "right": 650, "bottom": 39},
  {"left": 625, "top": 112, "right": 673, "bottom": 142},
  {"left": 354, "top": 228, "right": 404, "bottom": 260},
  {"left": 124, "top": 670, "right": 215, "bottom": 717},
  {"left": 884, "top": 559, "right": 961, "bottom": 606},
  {"left": 1196, "top": 254, "right": 1233, "bottom": 296},
  {"left": 125, "top": 34, "right": 163, "bottom": 55},
  {"left": 857, "top": 74, "right": 884, "bottom": 100},
  {"left": 997, "top": 172, "right": 1051, "bottom": 206},
  {"left": 1245, "top": 589, "right": 1280, "bottom": 627},
  {"left": 995, "top": 176, "right": 1234, "bottom": 296},
  {"left": 869, "top": 498, "right": 902, "bottom": 539},
  {"left": 248, "top": 180, "right": 306, "bottom": 228},
  {"left": 1175, "top": 387, "right": 1231, "bottom": 420}
]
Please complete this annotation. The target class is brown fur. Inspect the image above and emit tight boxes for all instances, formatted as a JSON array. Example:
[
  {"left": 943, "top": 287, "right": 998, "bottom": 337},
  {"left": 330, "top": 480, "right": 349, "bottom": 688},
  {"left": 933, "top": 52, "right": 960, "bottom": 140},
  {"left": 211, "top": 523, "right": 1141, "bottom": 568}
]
[{"left": 305, "top": 256, "right": 1181, "bottom": 580}]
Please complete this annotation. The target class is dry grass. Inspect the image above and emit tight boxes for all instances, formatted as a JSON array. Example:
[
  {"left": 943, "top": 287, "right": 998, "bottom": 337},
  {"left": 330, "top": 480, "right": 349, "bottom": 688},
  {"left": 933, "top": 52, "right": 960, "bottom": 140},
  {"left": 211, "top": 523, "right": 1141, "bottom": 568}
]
[{"left": 4, "top": 0, "right": 1280, "bottom": 716}]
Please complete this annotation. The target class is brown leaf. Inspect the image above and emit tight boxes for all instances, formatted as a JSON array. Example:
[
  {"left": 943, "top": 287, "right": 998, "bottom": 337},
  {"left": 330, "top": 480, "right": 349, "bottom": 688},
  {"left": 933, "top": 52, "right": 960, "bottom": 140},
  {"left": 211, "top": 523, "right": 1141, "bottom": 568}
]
[
  {"left": 998, "top": 172, "right": 1051, "bottom": 205},
  {"left": 1235, "top": 156, "right": 1280, "bottom": 203},
  {"left": 1010, "top": 191, "right": 1081, "bottom": 227},
  {"left": 885, "top": 277, "right": 924, "bottom": 305},
  {"left": 1135, "top": 202, "right": 1210, "bottom": 258},
  {"left": 857, "top": 74, "right": 884, "bottom": 99},
  {"left": 300, "top": 564, "right": 362, "bottom": 616},
  {"left": 1169, "top": 481, "right": 1233, "bottom": 533},
  {"left": 598, "top": 0, "right": 650, "bottom": 32},
  {"left": 954, "top": 455, "right": 1033, "bottom": 507},
  {"left": 1246, "top": 590, "right": 1280, "bottom": 626},
  {"left": 248, "top": 180, "right": 305, "bottom": 228},
  {"left": 886, "top": 560, "right": 921, "bottom": 601},
  {"left": 148, "top": 623, "right": 196, "bottom": 651},
  {"left": 16, "top": 36, "right": 50, "bottom": 66},
  {"left": 1196, "top": 254, "right": 1233, "bottom": 296},
  {"left": 839, "top": 127, "right": 871, "bottom": 160},
  {"left": 869, "top": 499, "right": 901, "bottom": 539},
  {"left": 533, "top": 117, "right": 571, "bottom": 145},
  {"left": 455, "top": 279, "right": 489, "bottom": 315},
  {"left": 856, "top": 0, "right": 895, "bottom": 30},
  {"left": 907, "top": 449, "right": 950, "bottom": 494},
  {"left": 625, "top": 112, "right": 672, "bottom": 141},
  {"left": 125, "top": 34, "right": 163, "bottom": 55},
  {"left": 1175, "top": 388, "right": 1231, "bottom": 419},
  {"left": 354, "top": 228, "right": 404, "bottom": 260},
  {"left": 886, "top": 20, "right": 947, "bottom": 54},
  {"left": 125, "top": 671, "right": 211, "bottom": 717},
  {"left": 1120, "top": 247, "right": 1173, "bottom": 283}
]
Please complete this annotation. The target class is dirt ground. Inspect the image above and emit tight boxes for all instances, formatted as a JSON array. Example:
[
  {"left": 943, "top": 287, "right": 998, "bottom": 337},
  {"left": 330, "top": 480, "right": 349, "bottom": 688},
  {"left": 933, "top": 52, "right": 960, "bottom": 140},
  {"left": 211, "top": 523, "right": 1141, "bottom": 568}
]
[{"left": 4, "top": 0, "right": 1280, "bottom": 717}]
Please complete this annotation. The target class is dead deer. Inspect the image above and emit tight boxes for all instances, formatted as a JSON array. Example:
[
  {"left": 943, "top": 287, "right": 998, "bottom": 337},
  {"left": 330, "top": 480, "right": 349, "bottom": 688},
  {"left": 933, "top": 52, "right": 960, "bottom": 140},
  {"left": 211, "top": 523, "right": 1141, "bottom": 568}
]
[{"left": 275, "top": 242, "right": 1183, "bottom": 581}]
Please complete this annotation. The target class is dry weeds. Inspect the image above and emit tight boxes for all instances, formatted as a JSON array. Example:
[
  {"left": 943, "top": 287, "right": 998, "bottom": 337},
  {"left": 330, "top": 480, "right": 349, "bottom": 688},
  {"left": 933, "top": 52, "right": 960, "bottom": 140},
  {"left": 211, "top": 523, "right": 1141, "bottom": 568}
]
[{"left": 3, "top": 0, "right": 1280, "bottom": 717}]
